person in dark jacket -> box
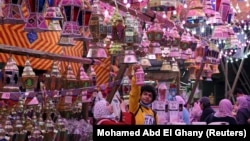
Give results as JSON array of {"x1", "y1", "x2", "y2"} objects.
[
  {"x1": 236, "y1": 96, "x2": 250, "y2": 124},
  {"x1": 199, "y1": 96, "x2": 215, "y2": 123}
]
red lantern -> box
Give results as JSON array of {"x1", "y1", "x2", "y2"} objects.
[
  {"x1": 24, "y1": 0, "x2": 48, "y2": 32},
  {"x1": 60, "y1": 0, "x2": 82, "y2": 37},
  {"x1": 2, "y1": 0, "x2": 26, "y2": 24}
]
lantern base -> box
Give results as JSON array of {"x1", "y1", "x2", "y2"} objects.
[
  {"x1": 2, "y1": 4, "x2": 26, "y2": 24},
  {"x1": 45, "y1": 7, "x2": 63, "y2": 20},
  {"x1": 48, "y1": 20, "x2": 62, "y2": 31},
  {"x1": 87, "y1": 42, "x2": 107, "y2": 59},
  {"x1": 61, "y1": 21, "x2": 81, "y2": 37},
  {"x1": 24, "y1": 13, "x2": 48, "y2": 32}
]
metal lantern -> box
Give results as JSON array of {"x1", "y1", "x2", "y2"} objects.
[
  {"x1": 135, "y1": 66, "x2": 144, "y2": 86},
  {"x1": 77, "y1": 65, "x2": 90, "y2": 88},
  {"x1": 45, "y1": 0, "x2": 63, "y2": 20},
  {"x1": 110, "y1": 7, "x2": 125, "y2": 43},
  {"x1": 21, "y1": 59, "x2": 38, "y2": 92},
  {"x1": 60, "y1": 0, "x2": 82, "y2": 37},
  {"x1": 146, "y1": 21, "x2": 163, "y2": 42},
  {"x1": 44, "y1": 61, "x2": 62, "y2": 91},
  {"x1": 2, "y1": 0, "x2": 26, "y2": 24},
  {"x1": 74, "y1": 2, "x2": 92, "y2": 41},
  {"x1": 3, "y1": 56, "x2": 20, "y2": 92},
  {"x1": 124, "y1": 12, "x2": 134, "y2": 44},
  {"x1": 89, "y1": 0, "x2": 107, "y2": 42},
  {"x1": 123, "y1": 49, "x2": 138, "y2": 64},
  {"x1": 24, "y1": 0, "x2": 48, "y2": 32},
  {"x1": 87, "y1": 41, "x2": 107, "y2": 59}
]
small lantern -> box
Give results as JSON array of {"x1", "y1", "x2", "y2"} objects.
[
  {"x1": 62, "y1": 63, "x2": 77, "y2": 89},
  {"x1": 21, "y1": 58, "x2": 38, "y2": 92},
  {"x1": 121, "y1": 75, "x2": 131, "y2": 100},
  {"x1": 146, "y1": 21, "x2": 163, "y2": 42},
  {"x1": 3, "y1": 56, "x2": 20, "y2": 92},
  {"x1": 74, "y1": 1, "x2": 92, "y2": 41},
  {"x1": 77, "y1": 65, "x2": 90, "y2": 88},
  {"x1": 44, "y1": 61, "x2": 62, "y2": 91},
  {"x1": 2, "y1": 0, "x2": 26, "y2": 24},
  {"x1": 60, "y1": 0, "x2": 82, "y2": 37},
  {"x1": 135, "y1": 66, "x2": 144, "y2": 86},
  {"x1": 89, "y1": 0, "x2": 107, "y2": 42},
  {"x1": 24, "y1": 0, "x2": 48, "y2": 32},
  {"x1": 110, "y1": 6, "x2": 125, "y2": 43}
]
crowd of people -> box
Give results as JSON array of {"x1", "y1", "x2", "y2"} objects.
[{"x1": 90, "y1": 64, "x2": 250, "y2": 125}]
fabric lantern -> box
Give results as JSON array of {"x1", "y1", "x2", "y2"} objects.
[
  {"x1": 2, "y1": 0, "x2": 26, "y2": 24},
  {"x1": 60, "y1": 0, "x2": 82, "y2": 37},
  {"x1": 135, "y1": 66, "x2": 144, "y2": 86},
  {"x1": 74, "y1": 1, "x2": 92, "y2": 41},
  {"x1": 24, "y1": 0, "x2": 48, "y2": 32}
]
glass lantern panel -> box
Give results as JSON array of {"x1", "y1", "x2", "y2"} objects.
[
  {"x1": 38, "y1": 0, "x2": 46, "y2": 12},
  {"x1": 28, "y1": 0, "x2": 36, "y2": 12},
  {"x1": 84, "y1": 11, "x2": 92, "y2": 26},
  {"x1": 73, "y1": 6, "x2": 80, "y2": 21},
  {"x1": 78, "y1": 11, "x2": 83, "y2": 26},
  {"x1": 64, "y1": 6, "x2": 71, "y2": 21}
]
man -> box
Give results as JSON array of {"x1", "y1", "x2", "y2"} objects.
[{"x1": 129, "y1": 64, "x2": 158, "y2": 125}]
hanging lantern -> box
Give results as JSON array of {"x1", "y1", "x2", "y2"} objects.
[
  {"x1": 122, "y1": 44, "x2": 138, "y2": 64},
  {"x1": 146, "y1": 21, "x2": 163, "y2": 42},
  {"x1": 62, "y1": 63, "x2": 77, "y2": 89},
  {"x1": 60, "y1": 0, "x2": 82, "y2": 37},
  {"x1": 135, "y1": 66, "x2": 144, "y2": 86},
  {"x1": 21, "y1": 58, "x2": 38, "y2": 92},
  {"x1": 160, "y1": 60, "x2": 172, "y2": 71},
  {"x1": 110, "y1": 5, "x2": 125, "y2": 43},
  {"x1": 89, "y1": 0, "x2": 107, "y2": 42},
  {"x1": 87, "y1": 41, "x2": 107, "y2": 59},
  {"x1": 74, "y1": 1, "x2": 92, "y2": 41},
  {"x1": 218, "y1": 0, "x2": 230, "y2": 22},
  {"x1": 124, "y1": 12, "x2": 135, "y2": 44},
  {"x1": 24, "y1": 0, "x2": 48, "y2": 32},
  {"x1": 57, "y1": 36, "x2": 75, "y2": 46},
  {"x1": 2, "y1": 0, "x2": 26, "y2": 24},
  {"x1": 185, "y1": 0, "x2": 206, "y2": 27},
  {"x1": 77, "y1": 65, "x2": 90, "y2": 88},
  {"x1": 44, "y1": 61, "x2": 62, "y2": 91},
  {"x1": 3, "y1": 56, "x2": 20, "y2": 92},
  {"x1": 207, "y1": 11, "x2": 223, "y2": 26}
]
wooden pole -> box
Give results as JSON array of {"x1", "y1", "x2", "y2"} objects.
[
  {"x1": 220, "y1": 59, "x2": 232, "y2": 96},
  {"x1": 0, "y1": 44, "x2": 101, "y2": 65},
  {"x1": 225, "y1": 59, "x2": 229, "y2": 98}
]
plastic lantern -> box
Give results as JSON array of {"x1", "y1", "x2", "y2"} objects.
[
  {"x1": 135, "y1": 66, "x2": 144, "y2": 86},
  {"x1": 2, "y1": 0, "x2": 26, "y2": 24},
  {"x1": 24, "y1": 0, "x2": 48, "y2": 32},
  {"x1": 60, "y1": 0, "x2": 82, "y2": 37}
]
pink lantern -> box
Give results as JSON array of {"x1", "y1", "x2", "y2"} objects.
[
  {"x1": 45, "y1": 0, "x2": 63, "y2": 20},
  {"x1": 24, "y1": 0, "x2": 48, "y2": 32},
  {"x1": 60, "y1": 0, "x2": 82, "y2": 37},
  {"x1": 218, "y1": 0, "x2": 230, "y2": 22},
  {"x1": 135, "y1": 66, "x2": 144, "y2": 86},
  {"x1": 2, "y1": 0, "x2": 26, "y2": 24}
]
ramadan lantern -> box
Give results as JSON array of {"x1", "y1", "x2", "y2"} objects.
[
  {"x1": 2, "y1": 0, "x2": 26, "y2": 24},
  {"x1": 60, "y1": 0, "x2": 82, "y2": 37},
  {"x1": 24, "y1": 0, "x2": 48, "y2": 32}
]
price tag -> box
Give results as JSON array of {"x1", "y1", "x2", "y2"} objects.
[
  {"x1": 1, "y1": 93, "x2": 10, "y2": 99},
  {"x1": 65, "y1": 96, "x2": 72, "y2": 104}
]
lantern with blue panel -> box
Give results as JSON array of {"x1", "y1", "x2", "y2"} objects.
[
  {"x1": 24, "y1": 0, "x2": 48, "y2": 32},
  {"x1": 2, "y1": 0, "x2": 26, "y2": 24},
  {"x1": 74, "y1": 1, "x2": 92, "y2": 41},
  {"x1": 45, "y1": 0, "x2": 63, "y2": 31},
  {"x1": 60, "y1": 0, "x2": 82, "y2": 37}
]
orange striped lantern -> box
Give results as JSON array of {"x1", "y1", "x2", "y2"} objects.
[{"x1": 24, "y1": 0, "x2": 48, "y2": 32}]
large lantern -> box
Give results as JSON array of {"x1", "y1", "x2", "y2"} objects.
[
  {"x1": 2, "y1": 0, "x2": 26, "y2": 24},
  {"x1": 60, "y1": 0, "x2": 82, "y2": 37},
  {"x1": 24, "y1": 0, "x2": 48, "y2": 32}
]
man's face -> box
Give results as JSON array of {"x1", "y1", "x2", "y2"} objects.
[{"x1": 140, "y1": 91, "x2": 153, "y2": 105}]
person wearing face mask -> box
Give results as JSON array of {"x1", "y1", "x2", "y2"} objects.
[
  {"x1": 93, "y1": 98, "x2": 134, "y2": 125},
  {"x1": 129, "y1": 65, "x2": 158, "y2": 125}
]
